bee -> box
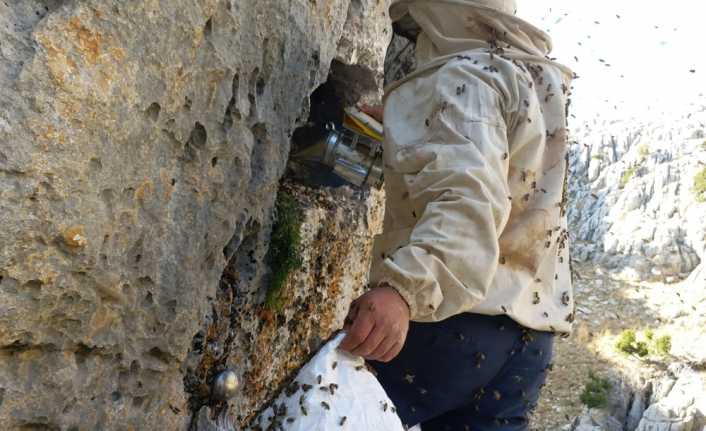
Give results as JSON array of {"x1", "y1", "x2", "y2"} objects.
[
  {"x1": 317, "y1": 375, "x2": 322, "y2": 384},
  {"x1": 521, "y1": 170, "x2": 527, "y2": 182},
  {"x1": 545, "y1": 93, "x2": 555, "y2": 102},
  {"x1": 501, "y1": 305, "x2": 508, "y2": 313},
  {"x1": 332, "y1": 361, "x2": 338, "y2": 370},
  {"x1": 502, "y1": 152, "x2": 509, "y2": 160},
  {"x1": 321, "y1": 401, "x2": 330, "y2": 410},
  {"x1": 499, "y1": 256, "x2": 506, "y2": 264},
  {"x1": 339, "y1": 416, "x2": 347, "y2": 426},
  {"x1": 523, "y1": 99, "x2": 530, "y2": 108},
  {"x1": 531, "y1": 181, "x2": 537, "y2": 189},
  {"x1": 535, "y1": 278, "x2": 542, "y2": 283},
  {"x1": 425, "y1": 118, "x2": 430, "y2": 127},
  {"x1": 527, "y1": 117, "x2": 533, "y2": 123},
  {"x1": 382, "y1": 401, "x2": 389, "y2": 411},
  {"x1": 561, "y1": 291, "x2": 570, "y2": 306},
  {"x1": 287, "y1": 417, "x2": 295, "y2": 423},
  {"x1": 543, "y1": 312, "x2": 549, "y2": 318},
  {"x1": 532, "y1": 292, "x2": 541, "y2": 305},
  {"x1": 302, "y1": 384, "x2": 312, "y2": 392},
  {"x1": 301, "y1": 406, "x2": 308, "y2": 416},
  {"x1": 546, "y1": 83, "x2": 552, "y2": 92},
  {"x1": 545, "y1": 241, "x2": 551, "y2": 248},
  {"x1": 523, "y1": 193, "x2": 530, "y2": 202}
]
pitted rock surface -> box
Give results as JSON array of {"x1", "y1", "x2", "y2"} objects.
[{"x1": 0, "y1": 1, "x2": 390, "y2": 429}]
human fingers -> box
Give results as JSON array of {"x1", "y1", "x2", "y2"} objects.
[
  {"x1": 339, "y1": 306, "x2": 375, "y2": 352},
  {"x1": 367, "y1": 334, "x2": 397, "y2": 362},
  {"x1": 379, "y1": 340, "x2": 404, "y2": 363},
  {"x1": 351, "y1": 322, "x2": 387, "y2": 358}
]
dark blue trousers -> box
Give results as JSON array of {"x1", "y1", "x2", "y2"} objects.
[{"x1": 369, "y1": 313, "x2": 554, "y2": 431}]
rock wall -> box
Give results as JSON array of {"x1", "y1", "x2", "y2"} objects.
[
  {"x1": 568, "y1": 106, "x2": 706, "y2": 281},
  {"x1": 0, "y1": 1, "x2": 390, "y2": 429}
]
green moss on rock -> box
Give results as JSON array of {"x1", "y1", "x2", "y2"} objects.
[{"x1": 264, "y1": 191, "x2": 304, "y2": 311}]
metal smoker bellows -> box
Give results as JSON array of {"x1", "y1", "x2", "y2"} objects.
[
  {"x1": 322, "y1": 122, "x2": 384, "y2": 188},
  {"x1": 292, "y1": 106, "x2": 384, "y2": 189}
]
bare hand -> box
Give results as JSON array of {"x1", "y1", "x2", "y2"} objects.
[
  {"x1": 358, "y1": 104, "x2": 384, "y2": 123},
  {"x1": 340, "y1": 285, "x2": 410, "y2": 362}
]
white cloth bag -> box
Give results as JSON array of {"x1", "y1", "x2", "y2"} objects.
[{"x1": 249, "y1": 333, "x2": 405, "y2": 430}]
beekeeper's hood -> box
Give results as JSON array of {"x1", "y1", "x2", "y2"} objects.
[{"x1": 390, "y1": 0, "x2": 553, "y2": 63}]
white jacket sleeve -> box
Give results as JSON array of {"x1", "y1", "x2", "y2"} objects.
[{"x1": 376, "y1": 61, "x2": 513, "y2": 321}]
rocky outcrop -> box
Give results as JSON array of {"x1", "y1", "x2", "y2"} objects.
[
  {"x1": 0, "y1": 1, "x2": 390, "y2": 429},
  {"x1": 568, "y1": 106, "x2": 706, "y2": 281},
  {"x1": 557, "y1": 364, "x2": 706, "y2": 431}
]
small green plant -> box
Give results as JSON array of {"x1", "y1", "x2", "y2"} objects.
[
  {"x1": 620, "y1": 164, "x2": 639, "y2": 189},
  {"x1": 264, "y1": 191, "x2": 304, "y2": 311},
  {"x1": 615, "y1": 329, "x2": 649, "y2": 357},
  {"x1": 693, "y1": 167, "x2": 706, "y2": 203},
  {"x1": 580, "y1": 372, "x2": 611, "y2": 409},
  {"x1": 653, "y1": 335, "x2": 672, "y2": 356},
  {"x1": 638, "y1": 144, "x2": 650, "y2": 158},
  {"x1": 616, "y1": 328, "x2": 672, "y2": 358}
]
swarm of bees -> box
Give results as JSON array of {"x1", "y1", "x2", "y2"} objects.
[{"x1": 248, "y1": 357, "x2": 399, "y2": 430}]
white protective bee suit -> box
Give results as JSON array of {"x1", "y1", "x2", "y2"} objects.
[{"x1": 369, "y1": 0, "x2": 576, "y2": 334}]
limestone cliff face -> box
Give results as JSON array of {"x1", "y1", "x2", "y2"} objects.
[
  {"x1": 568, "y1": 105, "x2": 706, "y2": 282},
  {"x1": 0, "y1": 1, "x2": 390, "y2": 429}
]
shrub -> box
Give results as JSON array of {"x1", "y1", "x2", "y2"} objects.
[
  {"x1": 616, "y1": 329, "x2": 649, "y2": 357},
  {"x1": 616, "y1": 329, "x2": 673, "y2": 358},
  {"x1": 653, "y1": 335, "x2": 672, "y2": 356},
  {"x1": 638, "y1": 145, "x2": 650, "y2": 158},
  {"x1": 580, "y1": 372, "x2": 611, "y2": 409},
  {"x1": 264, "y1": 192, "x2": 304, "y2": 311},
  {"x1": 620, "y1": 165, "x2": 638, "y2": 189},
  {"x1": 693, "y1": 167, "x2": 706, "y2": 203}
]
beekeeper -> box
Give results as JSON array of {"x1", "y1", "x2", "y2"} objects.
[{"x1": 339, "y1": 0, "x2": 576, "y2": 429}]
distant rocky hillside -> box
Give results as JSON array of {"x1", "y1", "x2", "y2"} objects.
[{"x1": 568, "y1": 105, "x2": 706, "y2": 282}]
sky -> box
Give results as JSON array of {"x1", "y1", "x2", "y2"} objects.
[{"x1": 519, "y1": 0, "x2": 706, "y2": 122}]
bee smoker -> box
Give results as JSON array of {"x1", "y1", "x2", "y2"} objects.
[{"x1": 291, "y1": 107, "x2": 384, "y2": 189}]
